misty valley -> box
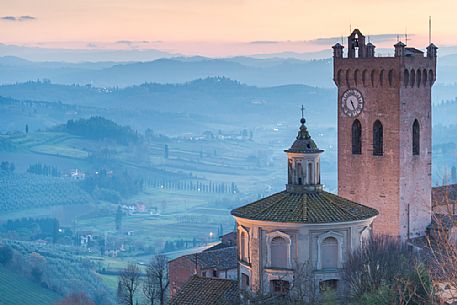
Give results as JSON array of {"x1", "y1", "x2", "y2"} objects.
[{"x1": 0, "y1": 56, "x2": 457, "y2": 305}]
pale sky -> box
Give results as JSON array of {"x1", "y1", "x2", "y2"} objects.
[{"x1": 0, "y1": 0, "x2": 455, "y2": 56}]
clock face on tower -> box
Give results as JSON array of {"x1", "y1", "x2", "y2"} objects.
[{"x1": 341, "y1": 89, "x2": 364, "y2": 117}]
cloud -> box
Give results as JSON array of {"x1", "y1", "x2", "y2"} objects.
[
  {"x1": 1, "y1": 15, "x2": 36, "y2": 22},
  {"x1": 19, "y1": 16, "x2": 36, "y2": 21},
  {"x1": 1, "y1": 16, "x2": 16, "y2": 21},
  {"x1": 116, "y1": 40, "x2": 150, "y2": 46},
  {"x1": 249, "y1": 40, "x2": 281, "y2": 44}
]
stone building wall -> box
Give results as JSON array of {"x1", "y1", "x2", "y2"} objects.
[{"x1": 235, "y1": 217, "x2": 375, "y2": 298}]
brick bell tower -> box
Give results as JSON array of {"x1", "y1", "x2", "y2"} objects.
[{"x1": 333, "y1": 29, "x2": 437, "y2": 239}]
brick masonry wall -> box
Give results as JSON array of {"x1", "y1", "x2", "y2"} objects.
[
  {"x1": 334, "y1": 55, "x2": 435, "y2": 239},
  {"x1": 169, "y1": 256, "x2": 196, "y2": 298},
  {"x1": 399, "y1": 56, "x2": 435, "y2": 238}
]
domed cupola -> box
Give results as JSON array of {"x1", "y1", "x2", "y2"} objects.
[{"x1": 285, "y1": 109, "x2": 324, "y2": 193}]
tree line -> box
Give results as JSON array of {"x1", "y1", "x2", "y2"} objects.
[
  {"x1": 0, "y1": 161, "x2": 15, "y2": 173},
  {"x1": 55, "y1": 116, "x2": 140, "y2": 145},
  {"x1": 81, "y1": 169, "x2": 144, "y2": 203},
  {"x1": 27, "y1": 163, "x2": 60, "y2": 177},
  {"x1": 3, "y1": 217, "x2": 60, "y2": 242},
  {"x1": 146, "y1": 178, "x2": 239, "y2": 194}
]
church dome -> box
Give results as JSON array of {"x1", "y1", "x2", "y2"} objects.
[
  {"x1": 231, "y1": 108, "x2": 378, "y2": 224},
  {"x1": 231, "y1": 190, "x2": 378, "y2": 224},
  {"x1": 284, "y1": 117, "x2": 323, "y2": 153}
]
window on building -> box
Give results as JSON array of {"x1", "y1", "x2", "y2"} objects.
[
  {"x1": 241, "y1": 273, "x2": 250, "y2": 289},
  {"x1": 428, "y1": 69, "x2": 434, "y2": 86},
  {"x1": 321, "y1": 237, "x2": 338, "y2": 269},
  {"x1": 240, "y1": 231, "x2": 248, "y2": 262},
  {"x1": 297, "y1": 162, "x2": 303, "y2": 185},
  {"x1": 352, "y1": 119, "x2": 362, "y2": 154},
  {"x1": 410, "y1": 69, "x2": 416, "y2": 87},
  {"x1": 288, "y1": 158, "x2": 293, "y2": 183},
  {"x1": 404, "y1": 69, "x2": 410, "y2": 87},
  {"x1": 212, "y1": 270, "x2": 217, "y2": 278},
  {"x1": 270, "y1": 236, "x2": 288, "y2": 269},
  {"x1": 373, "y1": 120, "x2": 383, "y2": 156},
  {"x1": 307, "y1": 163, "x2": 313, "y2": 184},
  {"x1": 388, "y1": 69, "x2": 394, "y2": 87},
  {"x1": 202, "y1": 271, "x2": 207, "y2": 277},
  {"x1": 413, "y1": 119, "x2": 420, "y2": 156},
  {"x1": 271, "y1": 280, "x2": 290, "y2": 295},
  {"x1": 319, "y1": 279, "x2": 338, "y2": 293}
]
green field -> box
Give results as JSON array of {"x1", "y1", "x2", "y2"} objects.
[
  {"x1": 0, "y1": 129, "x2": 278, "y2": 298},
  {"x1": 30, "y1": 144, "x2": 89, "y2": 159},
  {"x1": 0, "y1": 266, "x2": 61, "y2": 305},
  {"x1": 0, "y1": 173, "x2": 93, "y2": 211}
]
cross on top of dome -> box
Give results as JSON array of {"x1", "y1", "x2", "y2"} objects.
[{"x1": 285, "y1": 106, "x2": 323, "y2": 154}]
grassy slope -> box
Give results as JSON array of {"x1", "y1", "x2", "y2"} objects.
[{"x1": 0, "y1": 266, "x2": 61, "y2": 305}]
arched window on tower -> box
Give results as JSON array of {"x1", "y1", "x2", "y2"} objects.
[
  {"x1": 352, "y1": 119, "x2": 362, "y2": 155},
  {"x1": 270, "y1": 236, "x2": 289, "y2": 269},
  {"x1": 413, "y1": 119, "x2": 420, "y2": 156},
  {"x1": 428, "y1": 70, "x2": 434, "y2": 86},
  {"x1": 388, "y1": 69, "x2": 394, "y2": 87},
  {"x1": 404, "y1": 69, "x2": 410, "y2": 87},
  {"x1": 373, "y1": 120, "x2": 383, "y2": 156}
]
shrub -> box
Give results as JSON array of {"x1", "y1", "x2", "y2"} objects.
[{"x1": 0, "y1": 245, "x2": 13, "y2": 265}]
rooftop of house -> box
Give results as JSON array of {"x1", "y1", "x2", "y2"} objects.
[
  {"x1": 432, "y1": 184, "x2": 457, "y2": 206},
  {"x1": 170, "y1": 246, "x2": 237, "y2": 271},
  {"x1": 203, "y1": 232, "x2": 236, "y2": 252},
  {"x1": 203, "y1": 242, "x2": 231, "y2": 252},
  {"x1": 170, "y1": 276, "x2": 239, "y2": 305},
  {"x1": 231, "y1": 190, "x2": 378, "y2": 224},
  {"x1": 405, "y1": 47, "x2": 424, "y2": 55}
]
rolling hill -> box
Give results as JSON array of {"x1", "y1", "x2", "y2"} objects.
[
  {"x1": 0, "y1": 265, "x2": 61, "y2": 305},
  {"x1": 0, "y1": 56, "x2": 333, "y2": 87},
  {"x1": 0, "y1": 78, "x2": 336, "y2": 134}
]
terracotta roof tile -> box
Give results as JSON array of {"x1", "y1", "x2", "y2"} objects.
[
  {"x1": 170, "y1": 276, "x2": 239, "y2": 305},
  {"x1": 231, "y1": 190, "x2": 378, "y2": 223},
  {"x1": 190, "y1": 247, "x2": 237, "y2": 270}
]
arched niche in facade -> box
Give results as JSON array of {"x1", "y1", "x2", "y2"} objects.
[
  {"x1": 238, "y1": 225, "x2": 250, "y2": 263},
  {"x1": 316, "y1": 231, "x2": 344, "y2": 270},
  {"x1": 266, "y1": 231, "x2": 292, "y2": 269}
]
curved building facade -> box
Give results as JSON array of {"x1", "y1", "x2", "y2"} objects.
[{"x1": 231, "y1": 115, "x2": 378, "y2": 301}]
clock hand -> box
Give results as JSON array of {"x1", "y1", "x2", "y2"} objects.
[{"x1": 350, "y1": 100, "x2": 355, "y2": 110}]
